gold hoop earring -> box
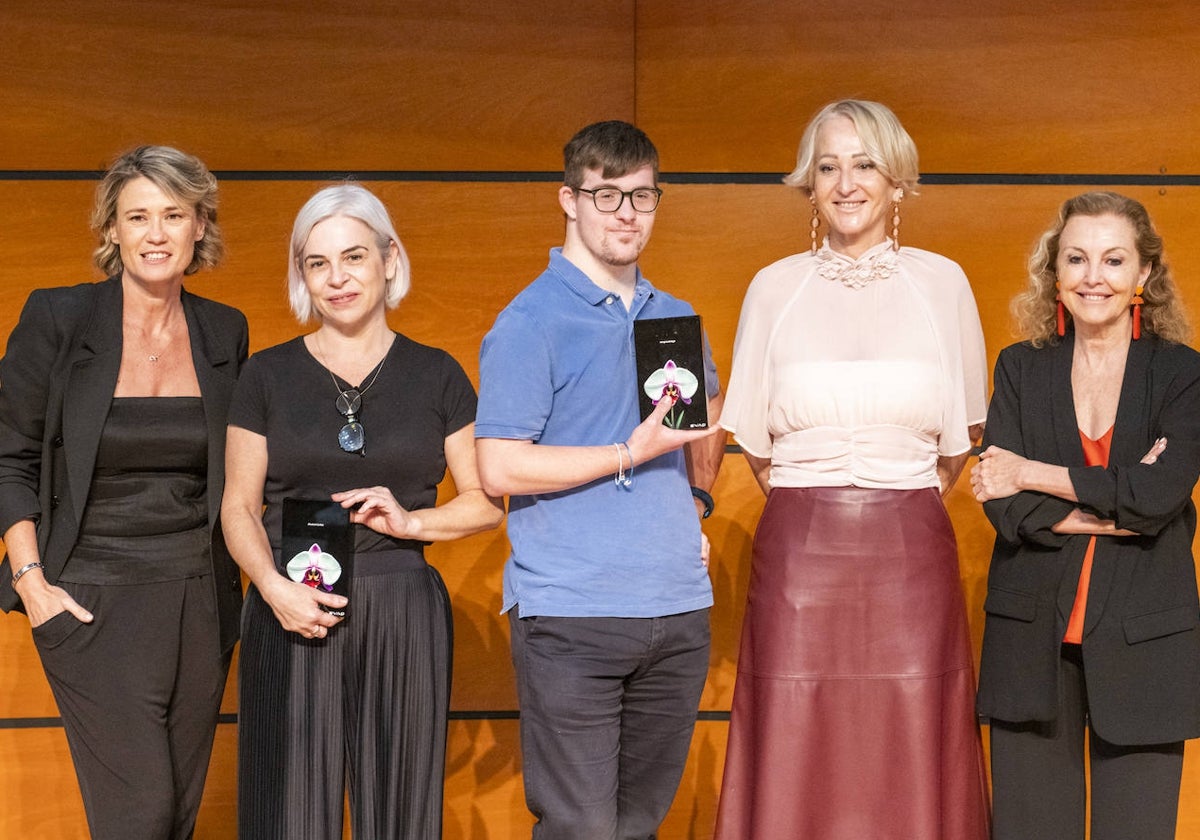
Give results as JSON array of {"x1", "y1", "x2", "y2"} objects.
[{"x1": 810, "y1": 199, "x2": 820, "y2": 255}]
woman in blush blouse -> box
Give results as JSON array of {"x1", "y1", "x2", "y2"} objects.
[{"x1": 714, "y1": 99, "x2": 990, "y2": 839}]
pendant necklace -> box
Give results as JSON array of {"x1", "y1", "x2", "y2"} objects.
[
  {"x1": 132, "y1": 320, "x2": 176, "y2": 363},
  {"x1": 313, "y1": 332, "x2": 391, "y2": 456}
]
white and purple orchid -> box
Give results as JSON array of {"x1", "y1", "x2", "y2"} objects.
[
  {"x1": 643, "y1": 360, "x2": 699, "y2": 428},
  {"x1": 286, "y1": 543, "x2": 343, "y2": 592}
]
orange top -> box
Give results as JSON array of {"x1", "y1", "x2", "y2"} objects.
[{"x1": 1063, "y1": 425, "x2": 1114, "y2": 644}]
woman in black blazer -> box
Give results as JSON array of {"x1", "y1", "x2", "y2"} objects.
[
  {"x1": 0, "y1": 145, "x2": 247, "y2": 840},
  {"x1": 971, "y1": 191, "x2": 1200, "y2": 840}
]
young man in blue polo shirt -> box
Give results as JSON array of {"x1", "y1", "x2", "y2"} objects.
[{"x1": 476, "y1": 120, "x2": 725, "y2": 840}]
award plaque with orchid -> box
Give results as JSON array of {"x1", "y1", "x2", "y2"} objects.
[
  {"x1": 281, "y1": 498, "x2": 355, "y2": 617},
  {"x1": 634, "y1": 315, "x2": 709, "y2": 429}
]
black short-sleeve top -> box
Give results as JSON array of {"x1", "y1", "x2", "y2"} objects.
[{"x1": 227, "y1": 334, "x2": 477, "y2": 558}]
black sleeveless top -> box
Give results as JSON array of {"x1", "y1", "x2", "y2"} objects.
[{"x1": 61, "y1": 397, "x2": 211, "y2": 584}]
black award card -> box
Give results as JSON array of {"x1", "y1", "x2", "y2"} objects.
[
  {"x1": 281, "y1": 498, "x2": 354, "y2": 616},
  {"x1": 633, "y1": 315, "x2": 709, "y2": 429}
]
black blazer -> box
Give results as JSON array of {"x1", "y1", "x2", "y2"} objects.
[
  {"x1": 0, "y1": 276, "x2": 248, "y2": 653},
  {"x1": 976, "y1": 333, "x2": 1200, "y2": 745}
]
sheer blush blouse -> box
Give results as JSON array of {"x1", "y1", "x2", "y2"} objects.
[{"x1": 721, "y1": 241, "x2": 988, "y2": 490}]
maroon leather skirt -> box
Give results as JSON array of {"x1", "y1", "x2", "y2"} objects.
[{"x1": 714, "y1": 487, "x2": 990, "y2": 840}]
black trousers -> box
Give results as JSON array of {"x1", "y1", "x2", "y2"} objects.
[
  {"x1": 237, "y1": 565, "x2": 452, "y2": 840},
  {"x1": 33, "y1": 576, "x2": 228, "y2": 840},
  {"x1": 509, "y1": 609, "x2": 711, "y2": 840},
  {"x1": 990, "y1": 643, "x2": 1184, "y2": 840}
]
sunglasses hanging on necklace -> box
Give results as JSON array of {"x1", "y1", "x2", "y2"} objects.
[
  {"x1": 313, "y1": 333, "x2": 389, "y2": 457},
  {"x1": 334, "y1": 387, "x2": 366, "y2": 454}
]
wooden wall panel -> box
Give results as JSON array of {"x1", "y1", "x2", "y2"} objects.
[
  {"x1": 0, "y1": 728, "x2": 91, "y2": 839},
  {"x1": 636, "y1": 0, "x2": 1200, "y2": 174},
  {"x1": 4, "y1": 0, "x2": 1200, "y2": 835},
  {"x1": 445, "y1": 719, "x2": 736, "y2": 840},
  {"x1": 650, "y1": 182, "x2": 1200, "y2": 681},
  {"x1": 6, "y1": 179, "x2": 1200, "y2": 835},
  {"x1": 444, "y1": 719, "x2": 527, "y2": 838},
  {"x1": 2, "y1": 723, "x2": 1199, "y2": 838},
  {"x1": 0, "y1": 0, "x2": 635, "y2": 171}
]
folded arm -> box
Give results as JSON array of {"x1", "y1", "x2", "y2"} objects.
[{"x1": 974, "y1": 438, "x2": 1169, "y2": 536}]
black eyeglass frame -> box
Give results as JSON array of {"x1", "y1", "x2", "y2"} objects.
[{"x1": 573, "y1": 186, "x2": 663, "y2": 214}]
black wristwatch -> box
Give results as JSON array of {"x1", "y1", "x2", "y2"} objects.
[{"x1": 690, "y1": 486, "x2": 714, "y2": 519}]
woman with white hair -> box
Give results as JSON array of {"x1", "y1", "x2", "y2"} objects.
[{"x1": 222, "y1": 183, "x2": 502, "y2": 838}]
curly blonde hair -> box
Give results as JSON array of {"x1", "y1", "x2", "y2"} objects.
[{"x1": 1013, "y1": 191, "x2": 1190, "y2": 347}]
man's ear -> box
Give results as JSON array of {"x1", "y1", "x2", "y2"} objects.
[{"x1": 558, "y1": 185, "x2": 578, "y2": 221}]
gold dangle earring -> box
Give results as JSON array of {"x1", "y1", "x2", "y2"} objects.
[
  {"x1": 890, "y1": 189, "x2": 903, "y2": 252},
  {"x1": 809, "y1": 196, "x2": 820, "y2": 255}
]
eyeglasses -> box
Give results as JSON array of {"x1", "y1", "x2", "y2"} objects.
[
  {"x1": 334, "y1": 389, "x2": 366, "y2": 456},
  {"x1": 574, "y1": 187, "x2": 662, "y2": 214}
]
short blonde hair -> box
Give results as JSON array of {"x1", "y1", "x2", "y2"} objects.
[
  {"x1": 287, "y1": 184, "x2": 411, "y2": 324},
  {"x1": 1013, "y1": 191, "x2": 1190, "y2": 346},
  {"x1": 90, "y1": 145, "x2": 222, "y2": 277},
  {"x1": 784, "y1": 99, "x2": 919, "y2": 197}
]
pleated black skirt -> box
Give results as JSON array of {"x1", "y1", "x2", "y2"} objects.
[{"x1": 237, "y1": 561, "x2": 452, "y2": 839}]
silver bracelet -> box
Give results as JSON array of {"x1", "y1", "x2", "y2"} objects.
[
  {"x1": 613, "y1": 442, "x2": 627, "y2": 488},
  {"x1": 618, "y1": 441, "x2": 633, "y2": 490},
  {"x1": 11, "y1": 561, "x2": 44, "y2": 585}
]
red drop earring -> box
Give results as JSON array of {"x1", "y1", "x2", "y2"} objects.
[
  {"x1": 1132, "y1": 284, "x2": 1145, "y2": 340},
  {"x1": 1055, "y1": 283, "x2": 1066, "y2": 337}
]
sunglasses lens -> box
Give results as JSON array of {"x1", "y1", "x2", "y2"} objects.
[{"x1": 338, "y1": 421, "x2": 364, "y2": 453}]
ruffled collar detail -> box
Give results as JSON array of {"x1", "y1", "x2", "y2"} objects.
[{"x1": 816, "y1": 239, "x2": 898, "y2": 289}]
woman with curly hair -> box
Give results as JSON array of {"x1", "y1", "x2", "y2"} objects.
[{"x1": 972, "y1": 191, "x2": 1200, "y2": 840}]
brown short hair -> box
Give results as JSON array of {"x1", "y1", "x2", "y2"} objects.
[{"x1": 563, "y1": 121, "x2": 659, "y2": 190}]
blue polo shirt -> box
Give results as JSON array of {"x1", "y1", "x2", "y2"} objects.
[{"x1": 477, "y1": 248, "x2": 717, "y2": 618}]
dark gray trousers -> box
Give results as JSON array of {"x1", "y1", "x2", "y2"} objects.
[
  {"x1": 33, "y1": 576, "x2": 228, "y2": 840},
  {"x1": 990, "y1": 643, "x2": 1184, "y2": 840},
  {"x1": 509, "y1": 609, "x2": 711, "y2": 840}
]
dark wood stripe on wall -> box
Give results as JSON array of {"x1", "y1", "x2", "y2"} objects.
[{"x1": 2, "y1": 170, "x2": 1198, "y2": 186}]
